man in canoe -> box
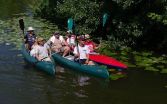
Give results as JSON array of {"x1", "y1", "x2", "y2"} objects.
[
  {"x1": 24, "y1": 27, "x2": 36, "y2": 50},
  {"x1": 48, "y1": 32, "x2": 70, "y2": 57},
  {"x1": 35, "y1": 37, "x2": 51, "y2": 61},
  {"x1": 73, "y1": 37, "x2": 94, "y2": 65}
]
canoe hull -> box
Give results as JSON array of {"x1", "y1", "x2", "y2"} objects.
[
  {"x1": 21, "y1": 45, "x2": 55, "y2": 75},
  {"x1": 52, "y1": 53, "x2": 109, "y2": 79},
  {"x1": 89, "y1": 54, "x2": 128, "y2": 69}
]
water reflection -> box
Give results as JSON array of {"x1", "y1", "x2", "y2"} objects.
[{"x1": 76, "y1": 76, "x2": 90, "y2": 87}]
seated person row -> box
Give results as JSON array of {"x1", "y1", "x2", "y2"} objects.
[
  {"x1": 63, "y1": 32, "x2": 98, "y2": 65},
  {"x1": 30, "y1": 36, "x2": 94, "y2": 65},
  {"x1": 63, "y1": 31, "x2": 99, "y2": 54}
]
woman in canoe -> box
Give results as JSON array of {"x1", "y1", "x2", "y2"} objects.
[{"x1": 34, "y1": 37, "x2": 51, "y2": 62}]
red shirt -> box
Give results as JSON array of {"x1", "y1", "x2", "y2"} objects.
[{"x1": 85, "y1": 41, "x2": 95, "y2": 52}]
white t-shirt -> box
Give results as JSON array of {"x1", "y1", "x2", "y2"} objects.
[
  {"x1": 49, "y1": 35, "x2": 65, "y2": 43},
  {"x1": 36, "y1": 44, "x2": 50, "y2": 58},
  {"x1": 30, "y1": 46, "x2": 37, "y2": 57},
  {"x1": 66, "y1": 36, "x2": 75, "y2": 45},
  {"x1": 30, "y1": 45, "x2": 38, "y2": 57},
  {"x1": 73, "y1": 45, "x2": 90, "y2": 59}
]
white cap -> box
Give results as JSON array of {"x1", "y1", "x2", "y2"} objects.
[{"x1": 27, "y1": 27, "x2": 34, "y2": 31}]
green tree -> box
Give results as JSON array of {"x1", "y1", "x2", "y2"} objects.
[
  {"x1": 57, "y1": 0, "x2": 100, "y2": 34},
  {"x1": 102, "y1": 0, "x2": 167, "y2": 52},
  {"x1": 35, "y1": 0, "x2": 100, "y2": 34},
  {"x1": 35, "y1": 0, "x2": 167, "y2": 52}
]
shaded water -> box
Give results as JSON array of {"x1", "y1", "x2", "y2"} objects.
[
  {"x1": 0, "y1": 0, "x2": 35, "y2": 19},
  {"x1": 0, "y1": 0, "x2": 167, "y2": 104},
  {"x1": 1, "y1": 43, "x2": 167, "y2": 104}
]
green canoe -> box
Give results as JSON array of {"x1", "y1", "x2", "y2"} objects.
[
  {"x1": 52, "y1": 53, "x2": 109, "y2": 79},
  {"x1": 21, "y1": 45, "x2": 56, "y2": 75}
]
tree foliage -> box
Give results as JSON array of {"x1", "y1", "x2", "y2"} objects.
[
  {"x1": 57, "y1": 0, "x2": 100, "y2": 34},
  {"x1": 35, "y1": 0, "x2": 167, "y2": 52},
  {"x1": 35, "y1": 0, "x2": 100, "y2": 34},
  {"x1": 101, "y1": 0, "x2": 167, "y2": 52}
]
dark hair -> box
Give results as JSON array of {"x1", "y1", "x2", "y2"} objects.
[
  {"x1": 79, "y1": 37, "x2": 86, "y2": 41},
  {"x1": 54, "y1": 32, "x2": 60, "y2": 36}
]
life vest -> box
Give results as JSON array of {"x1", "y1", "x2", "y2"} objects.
[{"x1": 25, "y1": 33, "x2": 36, "y2": 48}]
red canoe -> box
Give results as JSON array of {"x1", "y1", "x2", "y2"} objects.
[{"x1": 89, "y1": 54, "x2": 128, "y2": 69}]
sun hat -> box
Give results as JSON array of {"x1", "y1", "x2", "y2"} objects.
[
  {"x1": 27, "y1": 27, "x2": 35, "y2": 31},
  {"x1": 37, "y1": 37, "x2": 44, "y2": 42}
]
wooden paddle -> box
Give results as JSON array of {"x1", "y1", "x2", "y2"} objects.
[{"x1": 19, "y1": 19, "x2": 25, "y2": 35}]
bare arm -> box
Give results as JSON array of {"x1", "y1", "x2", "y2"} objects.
[{"x1": 85, "y1": 54, "x2": 89, "y2": 64}]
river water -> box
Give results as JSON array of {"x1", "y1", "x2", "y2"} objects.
[{"x1": 0, "y1": 0, "x2": 167, "y2": 104}]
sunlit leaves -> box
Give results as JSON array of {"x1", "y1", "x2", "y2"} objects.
[
  {"x1": 148, "y1": 13, "x2": 163, "y2": 23},
  {"x1": 147, "y1": 0, "x2": 167, "y2": 25}
]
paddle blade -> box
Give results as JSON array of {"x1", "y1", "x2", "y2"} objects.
[
  {"x1": 19, "y1": 19, "x2": 25, "y2": 31},
  {"x1": 102, "y1": 13, "x2": 109, "y2": 27},
  {"x1": 67, "y1": 18, "x2": 73, "y2": 31}
]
